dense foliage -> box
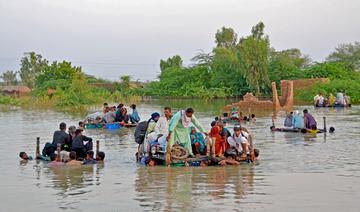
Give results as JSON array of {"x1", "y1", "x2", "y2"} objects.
[
  {"x1": 1, "y1": 22, "x2": 359, "y2": 106},
  {"x1": 143, "y1": 23, "x2": 360, "y2": 102}
]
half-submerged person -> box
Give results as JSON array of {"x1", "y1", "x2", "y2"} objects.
[
  {"x1": 19, "y1": 152, "x2": 33, "y2": 161},
  {"x1": 96, "y1": 151, "x2": 105, "y2": 162},
  {"x1": 49, "y1": 153, "x2": 64, "y2": 167},
  {"x1": 78, "y1": 121, "x2": 85, "y2": 130},
  {"x1": 66, "y1": 151, "x2": 82, "y2": 166},
  {"x1": 303, "y1": 109, "x2": 317, "y2": 130},
  {"x1": 167, "y1": 108, "x2": 206, "y2": 157},
  {"x1": 70, "y1": 129, "x2": 93, "y2": 159},
  {"x1": 130, "y1": 104, "x2": 141, "y2": 124},
  {"x1": 190, "y1": 127, "x2": 206, "y2": 156},
  {"x1": 83, "y1": 150, "x2": 97, "y2": 165}
]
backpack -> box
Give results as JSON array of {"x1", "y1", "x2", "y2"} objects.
[
  {"x1": 42, "y1": 142, "x2": 56, "y2": 157},
  {"x1": 134, "y1": 121, "x2": 149, "y2": 144}
]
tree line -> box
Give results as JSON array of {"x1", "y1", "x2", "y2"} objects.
[
  {"x1": 1, "y1": 22, "x2": 360, "y2": 104},
  {"x1": 144, "y1": 22, "x2": 360, "y2": 102}
]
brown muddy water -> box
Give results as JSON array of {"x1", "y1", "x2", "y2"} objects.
[{"x1": 0, "y1": 99, "x2": 359, "y2": 212}]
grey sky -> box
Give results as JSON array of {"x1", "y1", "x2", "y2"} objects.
[{"x1": 1, "y1": 0, "x2": 359, "y2": 81}]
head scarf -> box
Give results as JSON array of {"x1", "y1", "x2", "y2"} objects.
[{"x1": 181, "y1": 110, "x2": 192, "y2": 128}]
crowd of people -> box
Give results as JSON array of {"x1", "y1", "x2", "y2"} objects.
[
  {"x1": 314, "y1": 92, "x2": 351, "y2": 107},
  {"x1": 19, "y1": 122, "x2": 105, "y2": 166},
  {"x1": 18, "y1": 98, "x2": 261, "y2": 167},
  {"x1": 228, "y1": 108, "x2": 257, "y2": 123},
  {"x1": 136, "y1": 107, "x2": 259, "y2": 167},
  {"x1": 86, "y1": 103, "x2": 141, "y2": 126}
]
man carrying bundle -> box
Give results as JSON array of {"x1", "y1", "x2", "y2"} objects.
[{"x1": 166, "y1": 108, "x2": 206, "y2": 160}]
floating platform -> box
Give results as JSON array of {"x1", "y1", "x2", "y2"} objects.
[{"x1": 85, "y1": 123, "x2": 137, "y2": 129}]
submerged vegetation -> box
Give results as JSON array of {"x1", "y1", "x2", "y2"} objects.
[{"x1": 1, "y1": 23, "x2": 360, "y2": 106}]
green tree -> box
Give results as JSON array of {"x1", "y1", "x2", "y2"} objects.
[
  {"x1": 237, "y1": 22, "x2": 271, "y2": 96},
  {"x1": 268, "y1": 48, "x2": 310, "y2": 84},
  {"x1": 35, "y1": 61, "x2": 82, "y2": 89},
  {"x1": 0, "y1": 70, "x2": 18, "y2": 85},
  {"x1": 210, "y1": 47, "x2": 249, "y2": 96},
  {"x1": 120, "y1": 75, "x2": 131, "y2": 90},
  {"x1": 19, "y1": 52, "x2": 48, "y2": 88},
  {"x1": 326, "y1": 41, "x2": 360, "y2": 71},
  {"x1": 160, "y1": 55, "x2": 183, "y2": 72},
  {"x1": 191, "y1": 50, "x2": 213, "y2": 69},
  {"x1": 304, "y1": 62, "x2": 353, "y2": 80},
  {"x1": 215, "y1": 27, "x2": 237, "y2": 49},
  {"x1": 251, "y1": 22, "x2": 266, "y2": 40}
]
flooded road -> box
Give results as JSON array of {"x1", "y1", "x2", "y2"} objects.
[{"x1": 0, "y1": 100, "x2": 359, "y2": 211}]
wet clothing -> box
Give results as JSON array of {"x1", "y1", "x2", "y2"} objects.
[
  {"x1": 304, "y1": 113, "x2": 317, "y2": 129},
  {"x1": 155, "y1": 116, "x2": 171, "y2": 135},
  {"x1": 336, "y1": 92, "x2": 345, "y2": 105},
  {"x1": 70, "y1": 135, "x2": 93, "y2": 158},
  {"x1": 130, "y1": 109, "x2": 140, "y2": 123},
  {"x1": 115, "y1": 108, "x2": 129, "y2": 123},
  {"x1": 284, "y1": 115, "x2": 293, "y2": 127},
  {"x1": 147, "y1": 120, "x2": 157, "y2": 134},
  {"x1": 83, "y1": 159, "x2": 97, "y2": 165},
  {"x1": 329, "y1": 94, "x2": 336, "y2": 106},
  {"x1": 210, "y1": 126, "x2": 225, "y2": 156},
  {"x1": 190, "y1": 132, "x2": 206, "y2": 154},
  {"x1": 227, "y1": 131, "x2": 249, "y2": 154},
  {"x1": 52, "y1": 130, "x2": 70, "y2": 147},
  {"x1": 292, "y1": 114, "x2": 304, "y2": 129},
  {"x1": 168, "y1": 110, "x2": 206, "y2": 156},
  {"x1": 103, "y1": 111, "x2": 116, "y2": 123},
  {"x1": 118, "y1": 114, "x2": 129, "y2": 123}
]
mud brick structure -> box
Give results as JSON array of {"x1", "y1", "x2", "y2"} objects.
[{"x1": 224, "y1": 78, "x2": 328, "y2": 113}]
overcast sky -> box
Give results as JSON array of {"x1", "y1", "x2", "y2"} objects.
[{"x1": 0, "y1": 0, "x2": 359, "y2": 81}]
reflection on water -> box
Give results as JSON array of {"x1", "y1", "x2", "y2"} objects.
[
  {"x1": 1, "y1": 101, "x2": 360, "y2": 211},
  {"x1": 134, "y1": 165, "x2": 257, "y2": 211}
]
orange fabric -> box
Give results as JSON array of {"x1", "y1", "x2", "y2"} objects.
[{"x1": 210, "y1": 126, "x2": 225, "y2": 155}]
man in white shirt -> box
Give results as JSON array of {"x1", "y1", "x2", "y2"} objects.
[
  {"x1": 227, "y1": 125, "x2": 250, "y2": 157},
  {"x1": 155, "y1": 107, "x2": 172, "y2": 136},
  {"x1": 146, "y1": 107, "x2": 172, "y2": 151}
]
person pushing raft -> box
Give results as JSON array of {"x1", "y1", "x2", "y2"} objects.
[{"x1": 166, "y1": 108, "x2": 206, "y2": 159}]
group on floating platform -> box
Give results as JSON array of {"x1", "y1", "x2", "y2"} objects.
[
  {"x1": 19, "y1": 122, "x2": 105, "y2": 166},
  {"x1": 270, "y1": 109, "x2": 335, "y2": 134},
  {"x1": 135, "y1": 107, "x2": 259, "y2": 167},
  {"x1": 314, "y1": 92, "x2": 351, "y2": 107},
  {"x1": 84, "y1": 103, "x2": 140, "y2": 129},
  {"x1": 226, "y1": 108, "x2": 257, "y2": 123}
]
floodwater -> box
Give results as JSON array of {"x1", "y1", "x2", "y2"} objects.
[{"x1": 0, "y1": 99, "x2": 359, "y2": 212}]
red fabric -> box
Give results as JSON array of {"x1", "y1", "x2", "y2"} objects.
[{"x1": 210, "y1": 126, "x2": 225, "y2": 155}]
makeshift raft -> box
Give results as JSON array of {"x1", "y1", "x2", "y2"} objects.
[
  {"x1": 270, "y1": 116, "x2": 329, "y2": 134},
  {"x1": 138, "y1": 145, "x2": 253, "y2": 167},
  {"x1": 271, "y1": 127, "x2": 326, "y2": 133},
  {"x1": 315, "y1": 104, "x2": 351, "y2": 108},
  {"x1": 85, "y1": 123, "x2": 137, "y2": 129}
]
